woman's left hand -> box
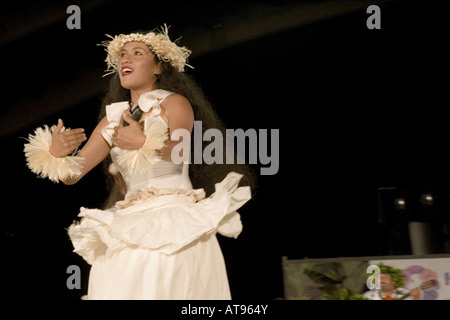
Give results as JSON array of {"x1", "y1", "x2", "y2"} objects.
[{"x1": 112, "y1": 112, "x2": 145, "y2": 150}]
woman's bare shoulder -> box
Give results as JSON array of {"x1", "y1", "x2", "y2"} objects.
[
  {"x1": 164, "y1": 93, "x2": 191, "y2": 107},
  {"x1": 162, "y1": 93, "x2": 193, "y2": 118}
]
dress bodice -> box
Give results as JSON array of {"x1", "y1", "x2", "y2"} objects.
[
  {"x1": 110, "y1": 149, "x2": 192, "y2": 196},
  {"x1": 102, "y1": 89, "x2": 193, "y2": 197}
]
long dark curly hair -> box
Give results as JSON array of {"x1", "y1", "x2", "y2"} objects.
[{"x1": 99, "y1": 54, "x2": 257, "y2": 208}]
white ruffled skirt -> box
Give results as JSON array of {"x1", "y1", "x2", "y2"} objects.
[{"x1": 67, "y1": 172, "x2": 251, "y2": 300}]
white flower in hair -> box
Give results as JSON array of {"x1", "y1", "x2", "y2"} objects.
[{"x1": 100, "y1": 24, "x2": 192, "y2": 76}]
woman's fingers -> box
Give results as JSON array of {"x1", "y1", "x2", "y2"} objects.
[
  {"x1": 50, "y1": 120, "x2": 87, "y2": 157},
  {"x1": 62, "y1": 128, "x2": 85, "y2": 136},
  {"x1": 58, "y1": 136, "x2": 84, "y2": 150},
  {"x1": 55, "y1": 118, "x2": 64, "y2": 133},
  {"x1": 122, "y1": 112, "x2": 136, "y2": 126},
  {"x1": 62, "y1": 129, "x2": 86, "y2": 142}
]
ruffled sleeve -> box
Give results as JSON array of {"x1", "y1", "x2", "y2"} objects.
[
  {"x1": 101, "y1": 101, "x2": 129, "y2": 147},
  {"x1": 138, "y1": 89, "x2": 174, "y2": 117}
]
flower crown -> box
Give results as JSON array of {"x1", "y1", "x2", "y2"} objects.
[{"x1": 100, "y1": 24, "x2": 192, "y2": 76}]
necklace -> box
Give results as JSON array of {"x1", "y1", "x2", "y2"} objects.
[{"x1": 130, "y1": 104, "x2": 140, "y2": 115}]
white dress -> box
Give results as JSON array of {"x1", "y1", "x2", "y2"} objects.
[{"x1": 67, "y1": 89, "x2": 251, "y2": 300}]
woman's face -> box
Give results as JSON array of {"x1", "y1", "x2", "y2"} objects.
[{"x1": 118, "y1": 41, "x2": 160, "y2": 91}]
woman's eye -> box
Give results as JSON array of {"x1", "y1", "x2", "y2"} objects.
[{"x1": 134, "y1": 51, "x2": 142, "y2": 56}]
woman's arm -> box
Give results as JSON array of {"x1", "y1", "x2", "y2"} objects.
[
  {"x1": 160, "y1": 93, "x2": 194, "y2": 162},
  {"x1": 60, "y1": 116, "x2": 111, "y2": 185},
  {"x1": 50, "y1": 94, "x2": 192, "y2": 185}
]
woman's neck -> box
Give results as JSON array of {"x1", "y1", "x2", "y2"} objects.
[{"x1": 130, "y1": 86, "x2": 157, "y2": 105}]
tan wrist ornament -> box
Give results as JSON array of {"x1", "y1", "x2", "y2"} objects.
[{"x1": 24, "y1": 125, "x2": 84, "y2": 183}]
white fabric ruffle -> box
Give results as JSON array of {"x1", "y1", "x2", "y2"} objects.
[
  {"x1": 67, "y1": 172, "x2": 251, "y2": 265},
  {"x1": 101, "y1": 89, "x2": 173, "y2": 147},
  {"x1": 101, "y1": 101, "x2": 129, "y2": 147}
]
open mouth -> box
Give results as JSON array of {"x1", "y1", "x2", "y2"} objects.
[{"x1": 121, "y1": 67, "x2": 133, "y2": 76}]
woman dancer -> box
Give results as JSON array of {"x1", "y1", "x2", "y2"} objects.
[{"x1": 24, "y1": 25, "x2": 254, "y2": 299}]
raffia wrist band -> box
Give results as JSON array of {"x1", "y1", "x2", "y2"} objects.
[
  {"x1": 24, "y1": 125, "x2": 84, "y2": 183},
  {"x1": 113, "y1": 116, "x2": 169, "y2": 174}
]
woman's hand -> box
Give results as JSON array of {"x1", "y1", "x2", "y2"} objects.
[
  {"x1": 111, "y1": 112, "x2": 146, "y2": 150},
  {"x1": 49, "y1": 119, "x2": 86, "y2": 158}
]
